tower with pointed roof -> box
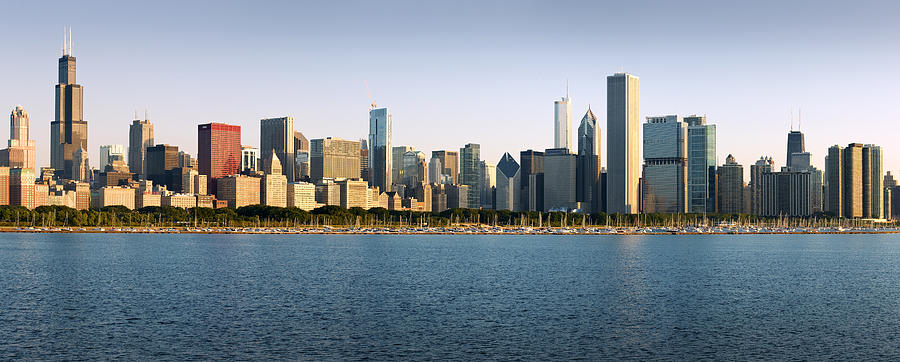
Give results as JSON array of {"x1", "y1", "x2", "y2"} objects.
[
  {"x1": 577, "y1": 106, "x2": 601, "y2": 212},
  {"x1": 495, "y1": 152, "x2": 520, "y2": 211}
]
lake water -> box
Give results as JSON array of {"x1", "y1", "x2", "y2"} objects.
[{"x1": 1, "y1": 233, "x2": 899, "y2": 360}]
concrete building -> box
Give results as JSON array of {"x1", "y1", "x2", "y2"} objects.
[
  {"x1": 520, "y1": 150, "x2": 544, "y2": 212},
  {"x1": 607, "y1": 72, "x2": 640, "y2": 214},
  {"x1": 3, "y1": 106, "x2": 36, "y2": 170},
  {"x1": 428, "y1": 157, "x2": 443, "y2": 184},
  {"x1": 217, "y1": 175, "x2": 261, "y2": 208},
  {"x1": 554, "y1": 92, "x2": 572, "y2": 152},
  {"x1": 825, "y1": 146, "x2": 843, "y2": 217},
  {"x1": 51, "y1": 34, "x2": 88, "y2": 180},
  {"x1": 10, "y1": 168, "x2": 35, "y2": 209},
  {"x1": 162, "y1": 194, "x2": 197, "y2": 209},
  {"x1": 717, "y1": 155, "x2": 744, "y2": 214},
  {"x1": 642, "y1": 115, "x2": 687, "y2": 214},
  {"x1": 99, "y1": 144, "x2": 126, "y2": 171},
  {"x1": 368, "y1": 107, "x2": 392, "y2": 192},
  {"x1": 315, "y1": 179, "x2": 341, "y2": 206},
  {"x1": 260, "y1": 116, "x2": 295, "y2": 182},
  {"x1": 128, "y1": 117, "x2": 154, "y2": 176},
  {"x1": 241, "y1": 145, "x2": 259, "y2": 173},
  {"x1": 543, "y1": 148, "x2": 577, "y2": 212},
  {"x1": 261, "y1": 150, "x2": 287, "y2": 207},
  {"x1": 339, "y1": 179, "x2": 368, "y2": 209},
  {"x1": 310, "y1": 138, "x2": 361, "y2": 182},
  {"x1": 460, "y1": 143, "x2": 481, "y2": 208},
  {"x1": 198, "y1": 122, "x2": 241, "y2": 195},
  {"x1": 93, "y1": 186, "x2": 136, "y2": 210},
  {"x1": 495, "y1": 153, "x2": 520, "y2": 211},
  {"x1": 287, "y1": 182, "x2": 316, "y2": 210},
  {"x1": 182, "y1": 169, "x2": 207, "y2": 195},
  {"x1": 577, "y1": 107, "x2": 601, "y2": 213},
  {"x1": 431, "y1": 150, "x2": 459, "y2": 184}
]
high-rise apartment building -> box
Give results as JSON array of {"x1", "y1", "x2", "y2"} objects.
[
  {"x1": 495, "y1": 153, "x2": 520, "y2": 211},
  {"x1": 685, "y1": 115, "x2": 716, "y2": 213},
  {"x1": 51, "y1": 32, "x2": 88, "y2": 180},
  {"x1": 460, "y1": 143, "x2": 481, "y2": 208},
  {"x1": 759, "y1": 170, "x2": 811, "y2": 217},
  {"x1": 198, "y1": 123, "x2": 241, "y2": 194},
  {"x1": 310, "y1": 137, "x2": 361, "y2": 181},
  {"x1": 554, "y1": 93, "x2": 572, "y2": 152},
  {"x1": 717, "y1": 155, "x2": 744, "y2": 214},
  {"x1": 3, "y1": 106, "x2": 36, "y2": 170},
  {"x1": 842, "y1": 144, "x2": 864, "y2": 218},
  {"x1": 260, "y1": 117, "x2": 295, "y2": 182},
  {"x1": 825, "y1": 146, "x2": 843, "y2": 217},
  {"x1": 543, "y1": 148, "x2": 577, "y2": 212},
  {"x1": 642, "y1": 115, "x2": 687, "y2": 213},
  {"x1": 607, "y1": 72, "x2": 640, "y2": 214},
  {"x1": 862, "y1": 144, "x2": 883, "y2": 219},
  {"x1": 577, "y1": 107, "x2": 601, "y2": 213},
  {"x1": 368, "y1": 107, "x2": 392, "y2": 191},
  {"x1": 431, "y1": 150, "x2": 459, "y2": 185},
  {"x1": 128, "y1": 117, "x2": 154, "y2": 176},
  {"x1": 826, "y1": 143, "x2": 883, "y2": 219}
]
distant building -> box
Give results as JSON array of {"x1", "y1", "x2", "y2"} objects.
[
  {"x1": 786, "y1": 130, "x2": 805, "y2": 169},
  {"x1": 10, "y1": 168, "x2": 35, "y2": 209},
  {"x1": 759, "y1": 170, "x2": 810, "y2": 217},
  {"x1": 0, "y1": 167, "x2": 9, "y2": 205},
  {"x1": 99, "y1": 144, "x2": 126, "y2": 171},
  {"x1": 3, "y1": 106, "x2": 36, "y2": 170},
  {"x1": 287, "y1": 182, "x2": 316, "y2": 210},
  {"x1": 520, "y1": 150, "x2": 544, "y2": 212},
  {"x1": 146, "y1": 144, "x2": 179, "y2": 189},
  {"x1": 128, "y1": 117, "x2": 154, "y2": 176},
  {"x1": 431, "y1": 150, "x2": 459, "y2": 185},
  {"x1": 261, "y1": 151, "x2": 287, "y2": 207},
  {"x1": 217, "y1": 175, "x2": 261, "y2": 208},
  {"x1": 495, "y1": 153, "x2": 520, "y2": 211},
  {"x1": 607, "y1": 72, "x2": 640, "y2": 214},
  {"x1": 543, "y1": 148, "x2": 577, "y2": 211},
  {"x1": 717, "y1": 155, "x2": 743, "y2": 214},
  {"x1": 577, "y1": 107, "x2": 601, "y2": 213},
  {"x1": 51, "y1": 39, "x2": 88, "y2": 180},
  {"x1": 260, "y1": 116, "x2": 295, "y2": 182},
  {"x1": 400, "y1": 150, "x2": 427, "y2": 186},
  {"x1": 368, "y1": 107, "x2": 392, "y2": 192},
  {"x1": 310, "y1": 138, "x2": 361, "y2": 182},
  {"x1": 480, "y1": 161, "x2": 496, "y2": 209},
  {"x1": 199, "y1": 123, "x2": 241, "y2": 195},
  {"x1": 554, "y1": 92, "x2": 572, "y2": 152},
  {"x1": 750, "y1": 156, "x2": 774, "y2": 214},
  {"x1": 241, "y1": 145, "x2": 259, "y2": 172},
  {"x1": 339, "y1": 179, "x2": 368, "y2": 209},
  {"x1": 460, "y1": 143, "x2": 481, "y2": 207},
  {"x1": 392, "y1": 146, "x2": 414, "y2": 187},
  {"x1": 93, "y1": 186, "x2": 136, "y2": 210},
  {"x1": 162, "y1": 194, "x2": 197, "y2": 209},
  {"x1": 642, "y1": 115, "x2": 687, "y2": 213},
  {"x1": 685, "y1": 115, "x2": 716, "y2": 213}
]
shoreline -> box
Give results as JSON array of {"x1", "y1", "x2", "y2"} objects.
[{"x1": 3, "y1": 227, "x2": 899, "y2": 236}]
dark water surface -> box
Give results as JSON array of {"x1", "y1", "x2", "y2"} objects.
[{"x1": 1, "y1": 233, "x2": 899, "y2": 360}]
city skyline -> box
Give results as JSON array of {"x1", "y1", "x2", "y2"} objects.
[{"x1": 1, "y1": 1, "x2": 899, "y2": 179}]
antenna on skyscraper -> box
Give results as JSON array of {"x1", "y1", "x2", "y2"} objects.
[
  {"x1": 789, "y1": 106, "x2": 794, "y2": 131},
  {"x1": 145, "y1": 108, "x2": 149, "y2": 121},
  {"x1": 798, "y1": 108, "x2": 802, "y2": 131},
  {"x1": 134, "y1": 110, "x2": 138, "y2": 120},
  {"x1": 566, "y1": 78, "x2": 569, "y2": 99},
  {"x1": 364, "y1": 80, "x2": 376, "y2": 110},
  {"x1": 68, "y1": 27, "x2": 72, "y2": 55},
  {"x1": 62, "y1": 27, "x2": 66, "y2": 55}
]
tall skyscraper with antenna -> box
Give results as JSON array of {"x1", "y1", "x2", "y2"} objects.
[
  {"x1": 50, "y1": 28, "x2": 88, "y2": 179},
  {"x1": 786, "y1": 110, "x2": 805, "y2": 169},
  {"x1": 553, "y1": 83, "x2": 572, "y2": 152}
]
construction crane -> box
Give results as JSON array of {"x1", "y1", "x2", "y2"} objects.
[{"x1": 364, "y1": 80, "x2": 377, "y2": 110}]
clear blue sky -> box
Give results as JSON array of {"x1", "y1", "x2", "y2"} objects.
[{"x1": 1, "y1": 0, "x2": 898, "y2": 179}]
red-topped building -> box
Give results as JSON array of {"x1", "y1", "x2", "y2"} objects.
[{"x1": 198, "y1": 123, "x2": 241, "y2": 195}]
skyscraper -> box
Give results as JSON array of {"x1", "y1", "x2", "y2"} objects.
[
  {"x1": 519, "y1": 150, "x2": 544, "y2": 212},
  {"x1": 3, "y1": 106, "x2": 36, "y2": 170},
  {"x1": 554, "y1": 91, "x2": 572, "y2": 152},
  {"x1": 480, "y1": 161, "x2": 496, "y2": 209},
  {"x1": 717, "y1": 155, "x2": 744, "y2": 214},
  {"x1": 862, "y1": 144, "x2": 883, "y2": 219},
  {"x1": 750, "y1": 156, "x2": 774, "y2": 214},
  {"x1": 128, "y1": 116, "x2": 154, "y2": 176},
  {"x1": 543, "y1": 148, "x2": 577, "y2": 211},
  {"x1": 368, "y1": 108, "x2": 392, "y2": 191},
  {"x1": 310, "y1": 137, "x2": 361, "y2": 182},
  {"x1": 843, "y1": 143, "x2": 864, "y2": 218},
  {"x1": 51, "y1": 31, "x2": 88, "y2": 180},
  {"x1": 494, "y1": 153, "x2": 520, "y2": 211},
  {"x1": 685, "y1": 115, "x2": 716, "y2": 213},
  {"x1": 607, "y1": 72, "x2": 640, "y2": 214},
  {"x1": 198, "y1": 123, "x2": 241, "y2": 193},
  {"x1": 392, "y1": 146, "x2": 414, "y2": 186},
  {"x1": 460, "y1": 143, "x2": 481, "y2": 208},
  {"x1": 431, "y1": 150, "x2": 459, "y2": 184},
  {"x1": 786, "y1": 130, "x2": 805, "y2": 168},
  {"x1": 241, "y1": 145, "x2": 259, "y2": 172},
  {"x1": 642, "y1": 115, "x2": 687, "y2": 213},
  {"x1": 146, "y1": 144, "x2": 179, "y2": 189},
  {"x1": 576, "y1": 106, "x2": 601, "y2": 213},
  {"x1": 825, "y1": 145, "x2": 843, "y2": 217},
  {"x1": 260, "y1": 117, "x2": 295, "y2": 182}
]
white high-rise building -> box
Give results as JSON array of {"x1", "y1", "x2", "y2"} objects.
[
  {"x1": 607, "y1": 72, "x2": 640, "y2": 214},
  {"x1": 553, "y1": 92, "x2": 572, "y2": 152}
]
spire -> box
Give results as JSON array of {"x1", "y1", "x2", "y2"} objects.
[{"x1": 565, "y1": 79, "x2": 569, "y2": 99}]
